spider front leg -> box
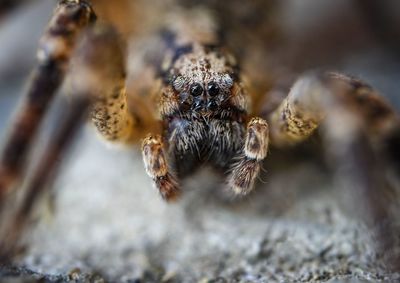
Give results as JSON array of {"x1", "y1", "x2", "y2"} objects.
[
  {"x1": 69, "y1": 24, "x2": 143, "y2": 144},
  {"x1": 0, "y1": 0, "x2": 95, "y2": 204},
  {"x1": 228, "y1": 117, "x2": 269, "y2": 195},
  {"x1": 0, "y1": 23, "x2": 147, "y2": 260},
  {"x1": 142, "y1": 135, "x2": 180, "y2": 201}
]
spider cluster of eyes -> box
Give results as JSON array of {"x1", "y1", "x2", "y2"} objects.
[{"x1": 172, "y1": 74, "x2": 233, "y2": 112}]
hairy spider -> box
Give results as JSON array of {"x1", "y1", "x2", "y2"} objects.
[{"x1": 0, "y1": 0, "x2": 399, "y2": 270}]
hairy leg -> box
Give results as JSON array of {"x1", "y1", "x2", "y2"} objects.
[
  {"x1": 268, "y1": 72, "x2": 398, "y2": 146},
  {"x1": 265, "y1": 72, "x2": 400, "y2": 270},
  {"x1": 68, "y1": 24, "x2": 146, "y2": 144},
  {"x1": 0, "y1": 0, "x2": 95, "y2": 204},
  {"x1": 0, "y1": 23, "x2": 146, "y2": 260},
  {"x1": 228, "y1": 117, "x2": 269, "y2": 195},
  {"x1": 323, "y1": 103, "x2": 399, "y2": 270},
  {"x1": 142, "y1": 135, "x2": 180, "y2": 201},
  {"x1": 0, "y1": 95, "x2": 91, "y2": 261}
]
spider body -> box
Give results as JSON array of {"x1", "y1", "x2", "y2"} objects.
[
  {"x1": 142, "y1": 37, "x2": 269, "y2": 199},
  {"x1": 0, "y1": 0, "x2": 399, "y2": 269},
  {"x1": 158, "y1": 42, "x2": 248, "y2": 180}
]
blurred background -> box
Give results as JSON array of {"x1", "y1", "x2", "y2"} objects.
[{"x1": 0, "y1": 0, "x2": 400, "y2": 282}]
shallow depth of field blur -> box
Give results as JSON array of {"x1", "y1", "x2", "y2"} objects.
[{"x1": 0, "y1": 0, "x2": 400, "y2": 282}]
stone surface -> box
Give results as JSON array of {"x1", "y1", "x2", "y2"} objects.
[{"x1": 0, "y1": 127, "x2": 397, "y2": 282}]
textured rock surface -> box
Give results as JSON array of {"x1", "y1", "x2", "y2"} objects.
[{"x1": 0, "y1": 127, "x2": 397, "y2": 282}]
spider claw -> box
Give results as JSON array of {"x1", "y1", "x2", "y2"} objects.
[{"x1": 156, "y1": 174, "x2": 181, "y2": 202}]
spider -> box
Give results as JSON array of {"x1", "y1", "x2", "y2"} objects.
[{"x1": 0, "y1": 0, "x2": 399, "y2": 271}]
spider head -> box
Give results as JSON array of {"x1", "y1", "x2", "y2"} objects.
[{"x1": 165, "y1": 44, "x2": 237, "y2": 115}]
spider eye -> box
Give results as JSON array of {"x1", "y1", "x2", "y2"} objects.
[
  {"x1": 207, "y1": 82, "x2": 220, "y2": 96},
  {"x1": 190, "y1": 83, "x2": 203, "y2": 96},
  {"x1": 173, "y1": 76, "x2": 185, "y2": 92}
]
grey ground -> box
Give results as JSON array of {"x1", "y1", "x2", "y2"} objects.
[{"x1": 1, "y1": 1, "x2": 400, "y2": 282}]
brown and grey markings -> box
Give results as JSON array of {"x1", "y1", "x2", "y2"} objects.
[
  {"x1": 0, "y1": 0, "x2": 95, "y2": 200},
  {"x1": 142, "y1": 135, "x2": 180, "y2": 201},
  {"x1": 141, "y1": 31, "x2": 271, "y2": 198},
  {"x1": 38, "y1": 0, "x2": 97, "y2": 66},
  {"x1": 68, "y1": 24, "x2": 140, "y2": 144},
  {"x1": 268, "y1": 72, "x2": 399, "y2": 146},
  {"x1": 0, "y1": 96, "x2": 91, "y2": 261},
  {"x1": 228, "y1": 118, "x2": 269, "y2": 195},
  {"x1": 327, "y1": 72, "x2": 398, "y2": 135},
  {"x1": 91, "y1": 86, "x2": 136, "y2": 142},
  {"x1": 158, "y1": 42, "x2": 243, "y2": 118}
]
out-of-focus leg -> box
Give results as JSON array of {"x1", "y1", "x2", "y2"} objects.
[
  {"x1": 0, "y1": 0, "x2": 95, "y2": 204},
  {"x1": 70, "y1": 24, "x2": 141, "y2": 144},
  {"x1": 265, "y1": 72, "x2": 400, "y2": 270},
  {"x1": 267, "y1": 72, "x2": 398, "y2": 147},
  {"x1": 0, "y1": 23, "x2": 142, "y2": 261}
]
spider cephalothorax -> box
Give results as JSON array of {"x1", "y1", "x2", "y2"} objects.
[{"x1": 159, "y1": 43, "x2": 246, "y2": 116}]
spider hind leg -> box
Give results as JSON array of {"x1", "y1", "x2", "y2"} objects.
[
  {"x1": 0, "y1": 0, "x2": 95, "y2": 206},
  {"x1": 266, "y1": 72, "x2": 400, "y2": 270},
  {"x1": 0, "y1": 23, "x2": 141, "y2": 261}
]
